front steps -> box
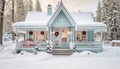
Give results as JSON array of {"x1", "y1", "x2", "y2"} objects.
[{"x1": 51, "y1": 49, "x2": 74, "y2": 55}]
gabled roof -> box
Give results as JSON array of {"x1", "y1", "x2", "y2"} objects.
[
  {"x1": 70, "y1": 12, "x2": 94, "y2": 23},
  {"x1": 47, "y1": 2, "x2": 75, "y2": 26},
  {"x1": 25, "y1": 12, "x2": 94, "y2": 24},
  {"x1": 25, "y1": 12, "x2": 52, "y2": 23},
  {"x1": 75, "y1": 22, "x2": 107, "y2": 32},
  {"x1": 13, "y1": 1, "x2": 106, "y2": 32}
]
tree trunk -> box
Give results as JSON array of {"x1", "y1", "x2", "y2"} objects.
[{"x1": 0, "y1": 0, "x2": 5, "y2": 45}]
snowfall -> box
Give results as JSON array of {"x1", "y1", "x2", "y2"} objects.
[{"x1": 0, "y1": 42, "x2": 120, "y2": 69}]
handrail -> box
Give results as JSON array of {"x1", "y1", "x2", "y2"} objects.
[{"x1": 75, "y1": 41, "x2": 102, "y2": 48}]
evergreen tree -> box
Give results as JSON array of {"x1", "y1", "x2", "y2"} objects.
[
  {"x1": 96, "y1": 1, "x2": 101, "y2": 22},
  {"x1": 23, "y1": 0, "x2": 33, "y2": 12},
  {"x1": 101, "y1": 0, "x2": 120, "y2": 40},
  {"x1": 34, "y1": 0, "x2": 42, "y2": 12},
  {"x1": 0, "y1": 0, "x2": 5, "y2": 45},
  {"x1": 29, "y1": 0, "x2": 33, "y2": 11},
  {"x1": 14, "y1": 0, "x2": 25, "y2": 22},
  {"x1": 3, "y1": 0, "x2": 13, "y2": 34}
]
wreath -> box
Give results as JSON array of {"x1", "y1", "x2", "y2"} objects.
[
  {"x1": 82, "y1": 31, "x2": 86, "y2": 35},
  {"x1": 29, "y1": 31, "x2": 33, "y2": 35},
  {"x1": 55, "y1": 32, "x2": 59, "y2": 36},
  {"x1": 41, "y1": 31, "x2": 44, "y2": 35}
]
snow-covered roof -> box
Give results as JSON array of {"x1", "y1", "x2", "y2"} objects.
[
  {"x1": 13, "y1": 11, "x2": 106, "y2": 32},
  {"x1": 76, "y1": 22, "x2": 106, "y2": 27},
  {"x1": 70, "y1": 12, "x2": 94, "y2": 23},
  {"x1": 76, "y1": 22, "x2": 107, "y2": 32},
  {"x1": 25, "y1": 11, "x2": 94, "y2": 24},
  {"x1": 12, "y1": 22, "x2": 48, "y2": 32},
  {"x1": 13, "y1": 21, "x2": 47, "y2": 27},
  {"x1": 25, "y1": 12, "x2": 52, "y2": 24}
]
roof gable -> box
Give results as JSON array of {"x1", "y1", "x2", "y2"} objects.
[
  {"x1": 51, "y1": 11, "x2": 72, "y2": 27},
  {"x1": 48, "y1": 2, "x2": 75, "y2": 26}
]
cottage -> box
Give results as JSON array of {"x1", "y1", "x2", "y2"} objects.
[{"x1": 13, "y1": 1, "x2": 107, "y2": 53}]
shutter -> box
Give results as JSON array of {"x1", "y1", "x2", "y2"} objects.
[
  {"x1": 90, "y1": 31, "x2": 94, "y2": 41},
  {"x1": 88, "y1": 31, "x2": 91, "y2": 41},
  {"x1": 88, "y1": 31, "x2": 94, "y2": 41}
]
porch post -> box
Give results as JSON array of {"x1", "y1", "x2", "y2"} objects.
[
  {"x1": 16, "y1": 27, "x2": 18, "y2": 50},
  {"x1": 48, "y1": 27, "x2": 51, "y2": 43},
  {"x1": 101, "y1": 32, "x2": 103, "y2": 42},
  {"x1": 26, "y1": 30, "x2": 29, "y2": 39},
  {"x1": 73, "y1": 27, "x2": 75, "y2": 42}
]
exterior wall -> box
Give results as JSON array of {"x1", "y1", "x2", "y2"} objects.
[
  {"x1": 88, "y1": 31, "x2": 94, "y2": 41},
  {"x1": 74, "y1": 30, "x2": 103, "y2": 52},
  {"x1": 51, "y1": 11, "x2": 72, "y2": 27}
]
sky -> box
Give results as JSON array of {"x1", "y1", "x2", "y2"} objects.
[{"x1": 39, "y1": 0, "x2": 99, "y2": 14}]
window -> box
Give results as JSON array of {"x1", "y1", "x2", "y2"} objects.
[
  {"x1": 62, "y1": 28, "x2": 68, "y2": 42},
  {"x1": 76, "y1": 31, "x2": 87, "y2": 41},
  {"x1": 76, "y1": 31, "x2": 81, "y2": 41},
  {"x1": 33, "y1": 31, "x2": 48, "y2": 41}
]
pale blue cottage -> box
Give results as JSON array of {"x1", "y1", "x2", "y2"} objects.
[{"x1": 13, "y1": 2, "x2": 107, "y2": 54}]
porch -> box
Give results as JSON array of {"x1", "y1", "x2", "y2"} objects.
[{"x1": 75, "y1": 41, "x2": 103, "y2": 52}]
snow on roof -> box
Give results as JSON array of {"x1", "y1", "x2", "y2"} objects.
[
  {"x1": 70, "y1": 12, "x2": 94, "y2": 23},
  {"x1": 25, "y1": 11, "x2": 94, "y2": 24},
  {"x1": 13, "y1": 11, "x2": 106, "y2": 32},
  {"x1": 76, "y1": 22, "x2": 107, "y2": 32},
  {"x1": 13, "y1": 21, "x2": 47, "y2": 27},
  {"x1": 112, "y1": 40, "x2": 120, "y2": 43},
  {"x1": 76, "y1": 22, "x2": 106, "y2": 27},
  {"x1": 12, "y1": 21, "x2": 48, "y2": 32},
  {"x1": 25, "y1": 12, "x2": 52, "y2": 23}
]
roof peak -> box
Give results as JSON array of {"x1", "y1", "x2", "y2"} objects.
[
  {"x1": 61, "y1": 0, "x2": 63, "y2": 4},
  {"x1": 60, "y1": 0, "x2": 63, "y2": 5}
]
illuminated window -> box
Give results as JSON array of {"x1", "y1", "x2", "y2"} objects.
[
  {"x1": 33, "y1": 31, "x2": 48, "y2": 41},
  {"x1": 82, "y1": 31, "x2": 86, "y2": 41},
  {"x1": 62, "y1": 28, "x2": 68, "y2": 42},
  {"x1": 76, "y1": 31, "x2": 87, "y2": 41},
  {"x1": 76, "y1": 31, "x2": 81, "y2": 41}
]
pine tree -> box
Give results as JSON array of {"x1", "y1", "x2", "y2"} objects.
[
  {"x1": 34, "y1": 0, "x2": 42, "y2": 12},
  {"x1": 96, "y1": 1, "x2": 101, "y2": 22},
  {"x1": 23, "y1": 0, "x2": 33, "y2": 12},
  {"x1": 0, "y1": 0, "x2": 5, "y2": 45},
  {"x1": 14, "y1": 0, "x2": 25, "y2": 22},
  {"x1": 3, "y1": 0, "x2": 13, "y2": 34},
  {"x1": 29, "y1": 0, "x2": 33, "y2": 11},
  {"x1": 101, "y1": 0, "x2": 120, "y2": 40}
]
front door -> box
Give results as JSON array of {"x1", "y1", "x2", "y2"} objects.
[{"x1": 51, "y1": 27, "x2": 72, "y2": 47}]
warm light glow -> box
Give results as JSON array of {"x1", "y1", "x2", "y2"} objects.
[
  {"x1": 68, "y1": 31, "x2": 72, "y2": 35},
  {"x1": 52, "y1": 31, "x2": 55, "y2": 34}
]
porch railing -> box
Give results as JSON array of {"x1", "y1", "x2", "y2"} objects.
[
  {"x1": 75, "y1": 41, "x2": 103, "y2": 52},
  {"x1": 17, "y1": 41, "x2": 38, "y2": 48},
  {"x1": 75, "y1": 41, "x2": 102, "y2": 47},
  {"x1": 52, "y1": 42, "x2": 70, "y2": 49},
  {"x1": 38, "y1": 42, "x2": 48, "y2": 51}
]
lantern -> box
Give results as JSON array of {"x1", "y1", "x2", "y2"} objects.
[
  {"x1": 41, "y1": 31, "x2": 44, "y2": 35},
  {"x1": 55, "y1": 32, "x2": 59, "y2": 36},
  {"x1": 82, "y1": 31, "x2": 86, "y2": 35},
  {"x1": 29, "y1": 31, "x2": 33, "y2": 35}
]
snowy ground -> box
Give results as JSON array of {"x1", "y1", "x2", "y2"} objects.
[{"x1": 0, "y1": 43, "x2": 120, "y2": 69}]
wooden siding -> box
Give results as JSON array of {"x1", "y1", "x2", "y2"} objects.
[
  {"x1": 51, "y1": 11, "x2": 72, "y2": 27},
  {"x1": 88, "y1": 31, "x2": 94, "y2": 41}
]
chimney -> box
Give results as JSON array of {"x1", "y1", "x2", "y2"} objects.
[{"x1": 47, "y1": 4, "x2": 52, "y2": 15}]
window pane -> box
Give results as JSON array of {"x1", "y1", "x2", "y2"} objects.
[
  {"x1": 76, "y1": 31, "x2": 87, "y2": 41},
  {"x1": 76, "y1": 31, "x2": 81, "y2": 41},
  {"x1": 82, "y1": 31, "x2": 86, "y2": 41}
]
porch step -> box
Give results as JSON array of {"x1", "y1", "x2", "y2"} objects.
[
  {"x1": 52, "y1": 46, "x2": 70, "y2": 49},
  {"x1": 51, "y1": 49, "x2": 74, "y2": 55}
]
